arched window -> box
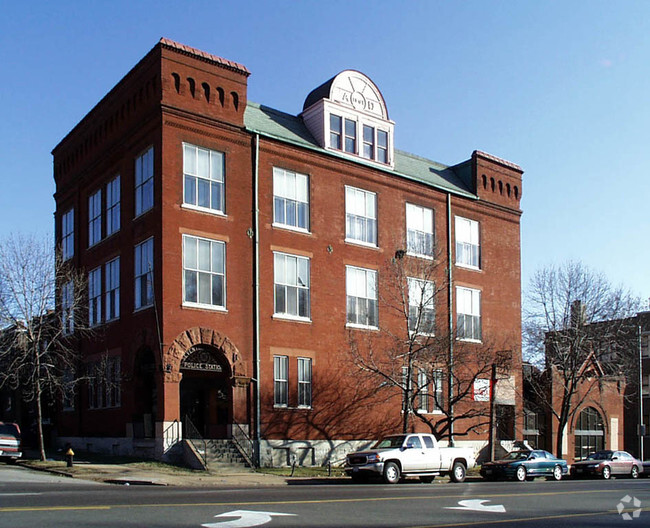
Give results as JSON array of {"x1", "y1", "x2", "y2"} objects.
[
  {"x1": 202, "y1": 82, "x2": 210, "y2": 102},
  {"x1": 172, "y1": 73, "x2": 181, "y2": 94},
  {"x1": 187, "y1": 77, "x2": 196, "y2": 98},
  {"x1": 574, "y1": 407, "x2": 604, "y2": 461}
]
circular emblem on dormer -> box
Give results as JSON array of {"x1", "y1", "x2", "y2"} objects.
[{"x1": 351, "y1": 91, "x2": 366, "y2": 110}]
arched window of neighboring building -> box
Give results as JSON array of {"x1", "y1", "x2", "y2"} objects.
[
  {"x1": 231, "y1": 91, "x2": 239, "y2": 111},
  {"x1": 482, "y1": 174, "x2": 487, "y2": 189},
  {"x1": 202, "y1": 82, "x2": 210, "y2": 103},
  {"x1": 514, "y1": 186, "x2": 519, "y2": 199},
  {"x1": 506, "y1": 183, "x2": 511, "y2": 197},
  {"x1": 574, "y1": 406, "x2": 605, "y2": 461},
  {"x1": 490, "y1": 177, "x2": 495, "y2": 192},
  {"x1": 187, "y1": 77, "x2": 196, "y2": 98},
  {"x1": 172, "y1": 73, "x2": 181, "y2": 94},
  {"x1": 498, "y1": 180, "x2": 503, "y2": 195},
  {"x1": 217, "y1": 87, "x2": 225, "y2": 107}
]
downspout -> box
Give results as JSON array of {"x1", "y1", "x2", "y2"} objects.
[
  {"x1": 252, "y1": 133, "x2": 261, "y2": 467},
  {"x1": 447, "y1": 192, "x2": 454, "y2": 446}
]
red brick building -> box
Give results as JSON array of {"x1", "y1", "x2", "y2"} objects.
[{"x1": 52, "y1": 39, "x2": 524, "y2": 466}]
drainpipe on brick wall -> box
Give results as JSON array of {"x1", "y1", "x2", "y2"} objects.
[
  {"x1": 253, "y1": 133, "x2": 261, "y2": 467},
  {"x1": 447, "y1": 192, "x2": 454, "y2": 447},
  {"x1": 639, "y1": 325, "x2": 644, "y2": 460}
]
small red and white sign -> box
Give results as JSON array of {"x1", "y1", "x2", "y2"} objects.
[{"x1": 473, "y1": 379, "x2": 490, "y2": 402}]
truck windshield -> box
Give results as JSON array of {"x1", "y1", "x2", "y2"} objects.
[{"x1": 374, "y1": 436, "x2": 406, "y2": 448}]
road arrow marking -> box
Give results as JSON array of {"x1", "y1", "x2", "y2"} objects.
[
  {"x1": 202, "y1": 510, "x2": 296, "y2": 528},
  {"x1": 445, "y1": 499, "x2": 506, "y2": 513}
]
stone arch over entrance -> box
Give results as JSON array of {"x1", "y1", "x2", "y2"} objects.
[{"x1": 166, "y1": 327, "x2": 246, "y2": 380}]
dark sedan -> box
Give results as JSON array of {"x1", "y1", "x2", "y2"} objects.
[
  {"x1": 481, "y1": 450, "x2": 568, "y2": 482},
  {"x1": 571, "y1": 450, "x2": 643, "y2": 479}
]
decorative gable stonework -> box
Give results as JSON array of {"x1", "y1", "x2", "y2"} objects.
[{"x1": 301, "y1": 70, "x2": 395, "y2": 168}]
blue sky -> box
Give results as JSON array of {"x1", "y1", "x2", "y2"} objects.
[{"x1": 1, "y1": 1, "x2": 648, "y2": 303}]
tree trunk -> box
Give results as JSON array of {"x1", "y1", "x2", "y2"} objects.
[{"x1": 35, "y1": 377, "x2": 46, "y2": 461}]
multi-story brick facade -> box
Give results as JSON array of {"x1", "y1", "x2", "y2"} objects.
[{"x1": 52, "y1": 39, "x2": 523, "y2": 466}]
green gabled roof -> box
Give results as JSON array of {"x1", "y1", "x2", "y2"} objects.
[{"x1": 244, "y1": 101, "x2": 477, "y2": 199}]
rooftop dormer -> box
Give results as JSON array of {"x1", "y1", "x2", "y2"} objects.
[{"x1": 301, "y1": 70, "x2": 395, "y2": 168}]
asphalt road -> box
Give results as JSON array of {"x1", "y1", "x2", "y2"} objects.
[{"x1": 1, "y1": 464, "x2": 650, "y2": 527}]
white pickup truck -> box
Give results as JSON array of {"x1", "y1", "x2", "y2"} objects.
[{"x1": 344, "y1": 433, "x2": 475, "y2": 484}]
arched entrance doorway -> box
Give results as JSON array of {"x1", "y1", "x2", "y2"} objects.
[
  {"x1": 180, "y1": 345, "x2": 231, "y2": 439},
  {"x1": 574, "y1": 406, "x2": 605, "y2": 461}
]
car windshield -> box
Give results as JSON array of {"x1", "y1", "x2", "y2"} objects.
[
  {"x1": 587, "y1": 451, "x2": 613, "y2": 461},
  {"x1": 374, "y1": 436, "x2": 406, "y2": 449},
  {"x1": 502, "y1": 451, "x2": 530, "y2": 461}
]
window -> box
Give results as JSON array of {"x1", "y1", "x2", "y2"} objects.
[
  {"x1": 574, "y1": 407, "x2": 604, "y2": 461},
  {"x1": 106, "y1": 176, "x2": 120, "y2": 236},
  {"x1": 274, "y1": 253, "x2": 310, "y2": 319},
  {"x1": 455, "y1": 216, "x2": 480, "y2": 269},
  {"x1": 105, "y1": 257, "x2": 120, "y2": 321},
  {"x1": 61, "y1": 208, "x2": 74, "y2": 260},
  {"x1": 134, "y1": 238, "x2": 154, "y2": 309},
  {"x1": 61, "y1": 280, "x2": 74, "y2": 335},
  {"x1": 273, "y1": 168, "x2": 309, "y2": 231},
  {"x1": 330, "y1": 114, "x2": 342, "y2": 150},
  {"x1": 408, "y1": 278, "x2": 435, "y2": 334},
  {"x1": 406, "y1": 203, "x2": 434, "y2": 257},
  {"x1": 362, "y1": 125, "x2": 375, "y2": 159},
  {"x1": 346, "y1": 266, "x2": 378, "y2": 328},
  {"x1": 62, "y1": 368, "x2": 75, "y2": 411},
  {"x1": 417, "y1": 370, "x2": 443, "y2": 413},
  {"x1": 345, "y1": 186, "x2": 377, "y2": 246},
  {"x1": 377, "y1": 130, "x2": 388, "y2": 163},
  {"x1": 298, "y1": 357, "x2": 312, "y2": 408},
  {"x1": 344, "y1": 118, "x2": 356, "y2": 153},
  {"x1": 88, "y1": 356, "x2": 121, "y2": 410},
  {"x1": 642, "y1": 333, "x2": 650, "y2": 358},
  {"x1": 457, "y1": 287, "x2": 481, "y2": 341},
  {"x1": 183, "y1": 143, "x2": 225, "y2": 213},
  {"x1": 135, "y1": 146, "x2": 154, "y2": 216},
  {"x1": 88, "y1": 190, "x2": 102, "y2": 247},
  {"x1": 274, "y1": 355, "x2": 288, "y2": 407},
  {"x1": 88, "y1": 266, "x2": 102, "y2": 326},
  {"x1": 183, "y1": 235, "x2": 225, "y2": 308}
]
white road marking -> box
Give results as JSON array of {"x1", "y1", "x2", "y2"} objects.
[
  {"x1": 202, "y1": 510, "x2": 296, "y2": 528},
  {"x1": 445, "y1": 499, "x2": 506, "y2": 513}
]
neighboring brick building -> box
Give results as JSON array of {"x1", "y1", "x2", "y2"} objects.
[{"x1": 52, "y1": 38, "x2": 524, "y2": 466}]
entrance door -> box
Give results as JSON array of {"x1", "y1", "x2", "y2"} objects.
[{"x1": 179, "y1": 345, "x2": 232, "y2": 439}]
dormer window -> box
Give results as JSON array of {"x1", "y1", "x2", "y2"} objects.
[{"x1": 302, "y1": 70, "x2": 395, "y2": 168}]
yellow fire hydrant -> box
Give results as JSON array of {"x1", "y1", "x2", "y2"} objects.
[{"x1": 65, "y1": 447, "x2": 74, "y2": 468}]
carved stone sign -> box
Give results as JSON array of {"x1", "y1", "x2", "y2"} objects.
[{"x1": 181, "y1": 345, "x2": 223, "y2": 372}]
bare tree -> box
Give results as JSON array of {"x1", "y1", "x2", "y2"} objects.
[
  {"x1": 523, "y1": 260, "x2": 641, "y2": 458},
  {"x1": 349, "y1": 250, "x2": 513, "y2": 441},
  {"x1": 0, "y1": 233, "x2": 91, "y2": 461}
]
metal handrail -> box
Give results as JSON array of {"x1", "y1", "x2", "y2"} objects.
[
  {"x1": 231, "y1": 422, "x2": 256, "y2": 468},
  {"x1": 184, "y1": 415, "x2": 207, "y2": 469}
]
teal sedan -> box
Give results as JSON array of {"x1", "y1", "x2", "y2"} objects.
[{"x1": 480, "y1": 450, "x2": 568, "y2": 482}]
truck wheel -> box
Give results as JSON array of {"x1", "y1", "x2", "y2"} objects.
[
  {"x1": 383, "y1": 462, "x2": 401, "y2": 484},
  {"x1": 419, "y1": 476, "x2": 435, "y2": 483},
  {"x1": 515, "y1": 465, "x2": 527, "y2": 482},
  {"x1": 450, "y1": 461, "x2": 466, "y2": 483}
]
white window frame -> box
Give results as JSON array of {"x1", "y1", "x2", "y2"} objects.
[
  {"x1": 105, "y1": 257, "x2": 120, "y2": 322},
  {"x1": 134, "y1": 237, "x2": 154, "y2": 310},
  {"x1": 455, "y1": 216, "x2": 480, "y2": 269},
  {"x1": 88, "y1": 189, "x2": 102, "y2": 247},
  {"x1": 328, "y1": 112, "x2": 391, "y2": 165},
  {"x1": 274, "y1": 355, "x2": 289, "y2": 407},
  {"x1": 273, "y1": 252, "x2": 310, "y2": 321},
  {"x1": 106, "y1": 175, "x2": 120, "y2": 237},
  {"x1": 88, "y1": 266, "x2": 102, "y2": 326},
  {"x1": 182, "y1": 235, "x2": 226, "y2": 310},
  {"x1": 456, "y1": 286, "x2": 482, "y2": 342},
  {"x1": 273, "y1": 167, "x2": 310, "y2": 232},
  {"x1": 61, "y1": 280, "x2": 74, "y2": 335},
  {"x1": 406, "y1": 203, "x2": 434, "y2": 258},
  {"x1": 61, "y1": 208, "x2": 74, "y2": 261},
  {"x1": 135, "y1": 146, "x2": 154, "y2": 217},
  {"x1": 182, "y1": 143, "x2": 225, "y2": 215},
  {"x1": 345, "y1": 186, "x2": 377, "y2": 247},
  {"x1": 408, "y1": 277, "x2": 435, "y2": 335},
  {"x1": 298, "y1": 357, "x2": 312, "y2": 408},
  {"x1": 346, "y1": 266, "x2": 378, "y2": 329}
]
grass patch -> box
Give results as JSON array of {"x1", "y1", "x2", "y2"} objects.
[{"x1": 257, "y1": 466, "x2": 346, "y2": 478}]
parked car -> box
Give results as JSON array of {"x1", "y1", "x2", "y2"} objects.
[
  {"x1": 344, "y1": 433, "x2": 476, "y2": 484},
  {"x1": 571, "y1": 450, "x2": 642, "y2": 479},
  {"x1": 0, "y1": 422, "x2": 22, "y2": 462},
  {"x1": 480, "y1": 449, "x2": 568, "y2": 482}
]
